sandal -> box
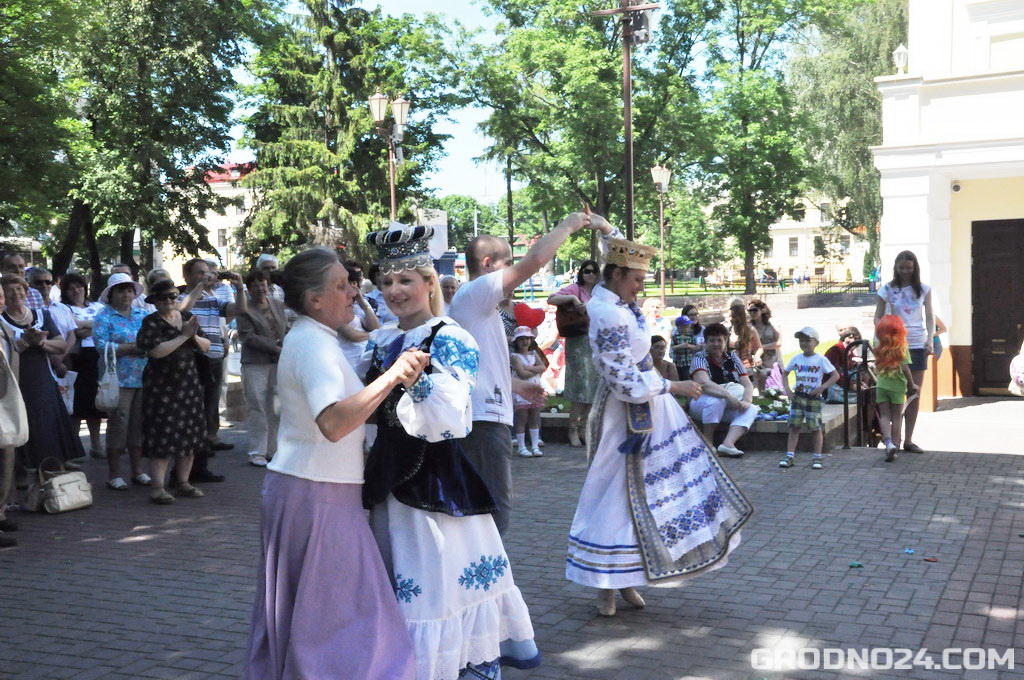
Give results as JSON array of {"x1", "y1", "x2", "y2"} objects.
[
  {"x1": 150, "y1": 489, "x2": 175, "y2": 505},
  {"x1": 175, "y1": 484, "x2": 204, "y2": 498},
  {"x1": 106, "y1": 477, "x2": 128, "y2": 490},
  {"x1": 131, "y1": 474, "x2": 152, "y2": 486}
]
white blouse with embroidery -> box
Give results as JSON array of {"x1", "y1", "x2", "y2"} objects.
[
  {"x1": 585, "y1": 227, "x2": 671, "y2": 403},
  {"x1": 360, "y1": 317, "x2": 481, "y2": 443}
]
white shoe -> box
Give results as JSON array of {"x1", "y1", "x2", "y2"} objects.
[
  {"x1": 517, "y1": 446, "x2": 533, "y2": 458},
  {"x1": 531, "y1": 446, "x2": 544, "y2": 457},
  {"x1": 716, "y1": 444, "x2": 745, "y2": 457},
  {"x1": 248, "y1": 454, "x2": 269, "y2": 467}
]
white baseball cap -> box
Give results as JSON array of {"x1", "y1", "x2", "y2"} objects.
[{"x1": 794, "y1": 326, "x2": 820, "y2": 342}]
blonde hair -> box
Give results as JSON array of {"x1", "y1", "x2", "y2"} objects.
[{"x1": 421, "y1": 267, "x2": 444, "y2": 318}]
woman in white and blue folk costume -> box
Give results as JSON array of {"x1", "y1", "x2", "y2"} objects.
[
  {"x1": 566, "y1": 214, "x2": 754, "y2": 616},
  {"x1": 359, "y1": 222, "x2": 540, "y2": 680}
]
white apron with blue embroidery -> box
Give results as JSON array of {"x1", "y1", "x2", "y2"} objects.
[
  {"x1": 360, "y1": 318, "x2": 538, "y2": 680},
  {"x1": 566, "y1": 277, "x2": 753, "y2": 590}
]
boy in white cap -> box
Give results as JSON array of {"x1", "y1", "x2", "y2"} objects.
[{"x1": 780, "y1": 327, "x2": 840, "y2": 470}]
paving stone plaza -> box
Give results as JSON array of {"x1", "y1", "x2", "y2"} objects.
[{"x1": 2, "y1": 398, "x2": 1022, "y2": 679}]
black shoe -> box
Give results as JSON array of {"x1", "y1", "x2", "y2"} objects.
[
  {"x1": 0, "y1": 533, "x2": 17, "y2": 548},
  {"x1": 190, "y1": 470, "x2": 226, "y2": 483},
  {"x1": 210, "y1": 441, "x2": 235, "y2": 451},
  {"x1": 0, "y1": 518, "x2": 19, "y2": 532},
  {"x1": 903, "y1": 442, "x2": 924, "y2": 453}
]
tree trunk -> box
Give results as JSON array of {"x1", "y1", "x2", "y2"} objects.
[
  {"x1": 505, "y1": 157, "x2": 514, "y2": 246},
  {"x1": 82, "y1": 209, "x2": 103, "y2": 299},
  {"x1": 744, "y1": 241, "x2": 756, "y2": 294},
  {"x1": 119, "y1": 231, "x2": 138, "y2": 275},
  {"x1": 593, "y1": 171, "x2": 608, "y2": 261},
  {"x1": 51, "y1": 199, "x2": 87, "y2": 277},
  {"x1": 141, "y1": 235, "x2": 154, "y2": 272}
]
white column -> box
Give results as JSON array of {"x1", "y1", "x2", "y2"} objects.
[{"x1": 878, "y1": 169, "x2": 952, "y2": 325}]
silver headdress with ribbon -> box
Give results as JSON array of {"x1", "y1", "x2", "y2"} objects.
[{"x1": 367, "y1": 221, "x2": 436, "y2": 275}]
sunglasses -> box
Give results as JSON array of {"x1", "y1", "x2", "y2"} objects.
[
  {"x1": 580, "y1": 269, "x2": 596, "y2": 275},
  {"x1": 153, "y1": 293, "x2": 178, "y2": 302},
  {"x1": 34, "y1": 280, "x2": 54, "y2": 287}
]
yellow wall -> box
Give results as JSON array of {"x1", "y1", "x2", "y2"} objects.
[{"x1": 948, "y1": 177, "x2": 1024, "y2": 346}]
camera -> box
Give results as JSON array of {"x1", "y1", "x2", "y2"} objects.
[{"x1": 217, "y1": 271, "x2": 233, "y2": 280}]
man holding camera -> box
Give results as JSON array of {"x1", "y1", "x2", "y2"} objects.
[{"x1": 179, "y1": 258, "x2": 247, "y2": 482}]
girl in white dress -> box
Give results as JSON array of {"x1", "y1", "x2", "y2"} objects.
[
  {"x1": 361, "y1": 224, "x2": 540, "y2": 680},
  {"x1": 510, "y1": 326, "x2": 546, "y2": 458}
]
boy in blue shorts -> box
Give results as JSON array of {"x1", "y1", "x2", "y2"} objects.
[{"x1": 780, "y1": 327, "x2": 840, "y2": 470}]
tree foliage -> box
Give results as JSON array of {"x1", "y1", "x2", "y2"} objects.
[
  {"x1": 468, "y1": 0, "x2": 715, "y2": 238},
  {"x1": 240, "y1": 0, "x2": 466, "y2": 262},
  {"x1": 790, "y1": 0, "x2": 908, "y2": 276}
]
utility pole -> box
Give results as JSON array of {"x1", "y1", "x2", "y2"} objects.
[{"x1": 592, "y1": 1, "x2": 659, "y2": 240}]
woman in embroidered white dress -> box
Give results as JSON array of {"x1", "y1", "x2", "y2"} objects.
[
  {"x1": 360, "y1": 224, "x2": 540, "y2": 680},
  {"x1": 566, "y1": 216, "x2": 754, "y2": 616}
]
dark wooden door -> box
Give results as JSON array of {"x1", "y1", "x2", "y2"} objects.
[{"x1": 972, "y1": 219, "x2": 1024, "y2": 390}]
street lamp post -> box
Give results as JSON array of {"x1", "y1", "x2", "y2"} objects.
[
  {"x1": 368, "y1": 92, "x2": 410, "y2": 221},
  {"x1": 651, "y1": 164, "x2": 671, "y2": 304}
]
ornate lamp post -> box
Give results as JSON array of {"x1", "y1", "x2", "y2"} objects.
[
  {"x1": 368, "y1": 92, "x2": 410, "y2": 220},
  {"x1": 651, "y1": 164, "x2": 671, "y2": 304}
]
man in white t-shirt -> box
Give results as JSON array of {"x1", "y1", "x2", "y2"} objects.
[{"x1": 449, "y1": 211, "x2": 596, "y2": 535}]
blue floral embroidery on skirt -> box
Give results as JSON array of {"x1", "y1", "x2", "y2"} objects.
[{"x1": 458, "y1": 554, "x2": 509, "y2": 591}]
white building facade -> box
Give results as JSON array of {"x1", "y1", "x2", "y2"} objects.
[{"x1": 873, "y1": 0, "x2": 1024, "y2": 398}]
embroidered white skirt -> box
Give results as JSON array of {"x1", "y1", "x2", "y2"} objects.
[
  {"x1": 566, "y1": 391, "x2": 743, "y2": 589},
  {"x1": 372, "y1": 496, "x2": 539, "y2": 680}
]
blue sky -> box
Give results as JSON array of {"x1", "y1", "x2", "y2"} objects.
[{"x1": 229, "y1": 0, "x2": 504, "y2": 202}]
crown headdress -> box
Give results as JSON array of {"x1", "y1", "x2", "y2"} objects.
[
  {"x1": 605, "y1": 238, "x2": 656, "y2": 270},
  {"x1": 367, "y1": 222, "x2": 435, "y2": 274}
]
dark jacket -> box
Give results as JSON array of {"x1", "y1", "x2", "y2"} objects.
[{"x1": 236, "y1": 300, "x2": 286, "y2": 365}]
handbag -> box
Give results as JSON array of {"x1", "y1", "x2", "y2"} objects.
[
  {"x1": 555, "y1": 303, "x2": 589, "y2": 338},
  {"x1": 0, "y1": 347, "x2": 29, "y2": 448},
  {"x1": 26, "y1": 458, "x2": 93, "y2": 513},
  {"x1": 722, "y1": 381, "x2": 746, "y2": 401},
  {"x1": 95, "y1": 342, "x2": 120, "y2": 411}
]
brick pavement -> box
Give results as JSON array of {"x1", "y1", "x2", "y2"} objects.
[{"x1": 1, "y1": 425, "x2": 1022, "y2": 680}]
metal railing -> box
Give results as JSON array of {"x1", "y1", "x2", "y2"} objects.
[
  {"x1": 842, "y1": 339, "x2": 876, "y2": 449},
  {"x1": 813, "y1": 280, "x2": 872, "y2": 295}
]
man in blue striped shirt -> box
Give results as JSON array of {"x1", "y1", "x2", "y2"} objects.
[{"x1": 179, "y1": 258, "x2": 247, "y2": 482}]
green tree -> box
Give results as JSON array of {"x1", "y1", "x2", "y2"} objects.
[
  {"x1": 700, "y1": 0, "x2": 865, "y2": 293},
  {"x1": 424, "y1": 194, "x2": 498, "y2": 252},
  {"x1": 703, "y1": 67, "x2": 807, "y2": 293},
  {"x1": 0, "y1": 0, "x2": 79, "y2": 232},
  {"x1": 72, "y1": 0, "x2": 280, "y2": 271},
  {"x1": 240, "y1": 0, "x2": 465, "y2": 261},
  {"x1": 790, "y1": 0, "x2": 908, "y2": 276},
  {"x1": 468, "y1": 0, "x2": 715, "y2": 239}
]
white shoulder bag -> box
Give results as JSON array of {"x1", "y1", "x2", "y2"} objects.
[
  {"x1": 95, "y1": 342, "x2": 120, "y2": 411},
  {"x1": 0, "y1": 343, "x2": 29, "y2": 448}
]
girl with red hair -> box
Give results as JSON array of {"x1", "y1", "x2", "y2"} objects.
[{"x1": 874, "y1": 315, "x2": 918, "y2": 461}]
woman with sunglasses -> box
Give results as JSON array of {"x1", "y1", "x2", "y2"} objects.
[
  {"x1": 547, "y1": 260, "x2": 600, "y2": 447},
  {"x1": 136, "y1": 279, "x2": 211, "y2": 504}
]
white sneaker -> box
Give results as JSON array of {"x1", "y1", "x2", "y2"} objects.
[
  {"x1": 517, "y1": 446, "x2": 533, "y2": 458},
  {"x1": 716, "y1": 444, "x2": 745, "y2": 458},
  {"x1": 531, "y1": 446, "x2": 544, "y2": 457},
  {"x1": 248, "y1": 454, "x2": 269, "y2": 467}
]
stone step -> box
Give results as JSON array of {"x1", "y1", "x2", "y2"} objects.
[{"x1": 539, "y1": 401, "x2": 862, "y2": 452}]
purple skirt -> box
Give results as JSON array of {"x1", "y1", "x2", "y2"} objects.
[{"x1": 242, "y1": 471, "x2": 415, "y2": 680}]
